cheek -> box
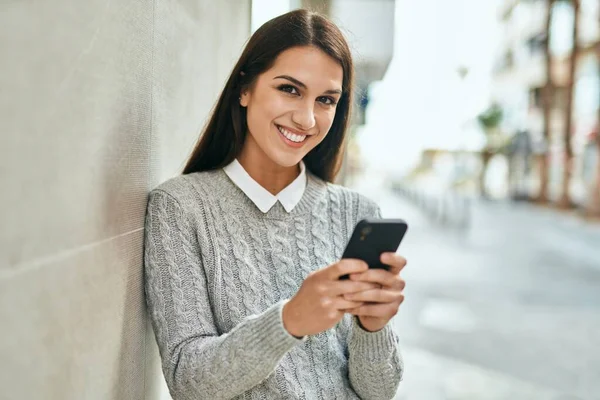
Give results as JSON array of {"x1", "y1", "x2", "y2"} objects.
[
  {"x1": 310, "y1": 113, "x2": 336, "y2": 148},
  {"x1": 316, "y1": 109, "x2": 337, "y2": 135},
  {"x1": 250, "y1": 92, "x2": 290, "y2": 125}
]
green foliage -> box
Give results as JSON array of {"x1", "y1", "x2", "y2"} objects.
[{"x1": 477, "y1": 104, "x2": 504, "y2": 131}]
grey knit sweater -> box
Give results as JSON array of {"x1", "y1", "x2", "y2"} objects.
[{"x1": 144, "y1": 169, "x2": 403, "y2": 400}]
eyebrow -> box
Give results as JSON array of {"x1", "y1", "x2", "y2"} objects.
[{"x1": 274, "y1": 75, "x2": 342, "y2": 95}]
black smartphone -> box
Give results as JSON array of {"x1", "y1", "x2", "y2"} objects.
[{"x1": 340, "y1": 218, "x2": 408, "y2": 280}]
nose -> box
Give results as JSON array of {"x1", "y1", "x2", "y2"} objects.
[{"x1": 291, "y1": 102, "x2": 316, "y2": 131}]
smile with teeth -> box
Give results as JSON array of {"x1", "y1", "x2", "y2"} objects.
[{"x1": 277, "y1": 125, "x2": 307, "y2": 143}]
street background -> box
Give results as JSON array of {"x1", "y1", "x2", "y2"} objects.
[
  {"x1": 325, "y1": 0, "x2": 600, "y2": 395},
  {"x1": 351, "y1": 172, "x2": 600, "y2": 400}
]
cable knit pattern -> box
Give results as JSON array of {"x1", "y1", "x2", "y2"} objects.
[
  {"x1": 329, "y1": 188, "x2": 345, "y2": 260},
  {"x1": 310, "y1": 194, "x2": 338, "y2": 399},
  {"x1": 155, "y1": 194, "x2": 188, "y2": 333},
  {"x1": 247, "y1": 220, "x2": 276, "y2": 307},
  {"x1": 265, "y1": 218, "x2": 299, "y2": 299},
  {"x1": 144, "y1": 169, "x2": 403, "y2": 400},
  {"x1": 224, "y1": 211, "x2": 263, "y2": 315},
  {"x1": 215, "y1": 218, "x2": 244, "y2": 326},
  {"x1": 293, "y1": 216, "x2": 312, "y2": 277},
  {"x1": 291, "y1": 216, "x2": 321, "y2": 396}
]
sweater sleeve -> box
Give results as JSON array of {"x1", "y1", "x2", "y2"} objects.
[
  {"x1": 347, "y1": 196, "x2": 404, "y2": 399},
  {"x1": 348, "y1": 316, "x2": 403, "y2": 399},
  {"x1": 144, "y1": 189, "x2": 302, "y2": 400}
]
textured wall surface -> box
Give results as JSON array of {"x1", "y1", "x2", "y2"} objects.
[{"x1": 0, "y1": 1, "x2": 250, "y2": 398}]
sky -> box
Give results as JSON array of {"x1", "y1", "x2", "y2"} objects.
[{"x1": 357, "y1": 0, "x2": 502, "y2": 175}]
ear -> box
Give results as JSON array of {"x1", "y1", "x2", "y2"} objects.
[{"x1": 239, "y1": 90, "x2": 249, "y2": 107}]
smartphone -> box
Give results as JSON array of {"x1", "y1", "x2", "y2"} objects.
[{"x1": 340, "y1": 218, "x2": 408, "y2": 280}]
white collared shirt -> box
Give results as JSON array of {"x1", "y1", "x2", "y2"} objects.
[{"x1": 223, "y1": 159, "x2": 307, "y2": 213}]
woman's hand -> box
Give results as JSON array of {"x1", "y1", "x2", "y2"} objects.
[
  {"x1": 282, "y1": 260, "x2": 381, "y2": 337},
  {"x1": 344, "y1": 253, "x2": 407, "y2": 332}
]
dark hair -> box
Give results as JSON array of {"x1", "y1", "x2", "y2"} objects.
[{"x1": 182, "y1": 9, "x2": 354, "y2": 182}]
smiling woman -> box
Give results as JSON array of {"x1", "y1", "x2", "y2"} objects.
[
  {"x1": 144, "y1": 8, "x2": 406, "y2": 400},
  {"x1": 238, "y1": 46, "x2": 344, "y2": 188},
  {"x1": 182, "y1": 9, "x2": 354, "y2": 183}
]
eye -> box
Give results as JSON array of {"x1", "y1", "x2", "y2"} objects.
[
  {"x1": 278, "y1": 84, "x2": 299, "y2": 95},
  {"x1": 318, "y1": 96, "x2": 337, "y2": 106}
]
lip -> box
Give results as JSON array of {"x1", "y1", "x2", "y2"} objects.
[
  {"x1": 277, "y1": 124, "x2": 310, "y2": 136},
  {"x1": 276, "y1": 124, "x2": 310, "y2": 149}
]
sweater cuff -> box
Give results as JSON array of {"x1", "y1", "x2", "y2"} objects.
[
  {"x1": 244, "y1": 300, "x2": 305, "y2": 362},
  {"x1": 348, "y1": 316, "x2": 398, "y2": 362}
]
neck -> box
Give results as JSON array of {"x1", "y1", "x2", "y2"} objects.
[{"x1": 237, "y1": 146, "x2": 300, "y2": 196}]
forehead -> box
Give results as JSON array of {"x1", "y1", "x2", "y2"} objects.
[{"x1": 265, "y1": 46, "x2": 343, "y2": 90}]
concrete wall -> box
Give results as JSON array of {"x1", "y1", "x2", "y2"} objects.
[
  {"x1": 0, "y1": 1, "x2": 251, "y2": 398},
  {"x1": 330, "y1": 0, "x2": 395, "y2": 83}
]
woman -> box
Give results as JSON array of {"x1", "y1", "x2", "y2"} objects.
[{"x1": 144, "y1": 9, "x2": 406, "y2": 400}]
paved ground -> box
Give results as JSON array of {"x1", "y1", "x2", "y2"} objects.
[{"x1": 350, "y1": 176, "x2": 600, "y2": 400}]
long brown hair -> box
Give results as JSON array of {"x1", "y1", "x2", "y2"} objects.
[{"x1": 182, "y1": 9, "x2": 354, "y2": 182}]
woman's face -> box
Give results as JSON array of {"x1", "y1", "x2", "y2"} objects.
[{"x1": 240, "y1": 45, "x2": 344, "y2": 169}]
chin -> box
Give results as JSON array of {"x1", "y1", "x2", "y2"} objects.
[{"x1": 269, "y1": 150, "x2": 305, "y2": 169}]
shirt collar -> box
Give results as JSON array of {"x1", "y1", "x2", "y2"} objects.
[{"x1": 223, "y1": 159, "x2": 307, "y2": 213}]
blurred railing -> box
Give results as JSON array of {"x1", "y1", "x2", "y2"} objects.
[{"x1": 392, "y1": 183, "x2": 472, "y2": 231}]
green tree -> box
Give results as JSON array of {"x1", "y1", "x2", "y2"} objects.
[{"x1": 476, "y1": 104, "x2": 504, "y2": 198}]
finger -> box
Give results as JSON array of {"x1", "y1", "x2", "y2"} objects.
[
  {"x1": 380, "y1": 253, "x2": 407, "y2": 275},
  {"x1": 348, "y1": 301, "x2": 403, "y2": 318},
  {"x1": 343, "y1": 289, "x2": 402, "y2": 303},
  {"x1": 333, "y1": 297, "x2": 365, "y2": 310},
  {"x1": 326, "y1": 259, "x2": 369, "y2": 280},
  {"x1": 351, "y1": 268, "x2": 404, "y2": 289},
  {"x1": 330, "y1": 280, "x2": 380, "y2": 296}
]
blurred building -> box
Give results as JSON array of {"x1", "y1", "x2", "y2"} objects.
[{"x1": 492, "y1": 0, "x2": 600, "y2": 205}]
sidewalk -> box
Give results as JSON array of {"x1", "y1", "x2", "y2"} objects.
[{"x1": 349, "y1": 174, "x2": 600, "y2": 400}]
